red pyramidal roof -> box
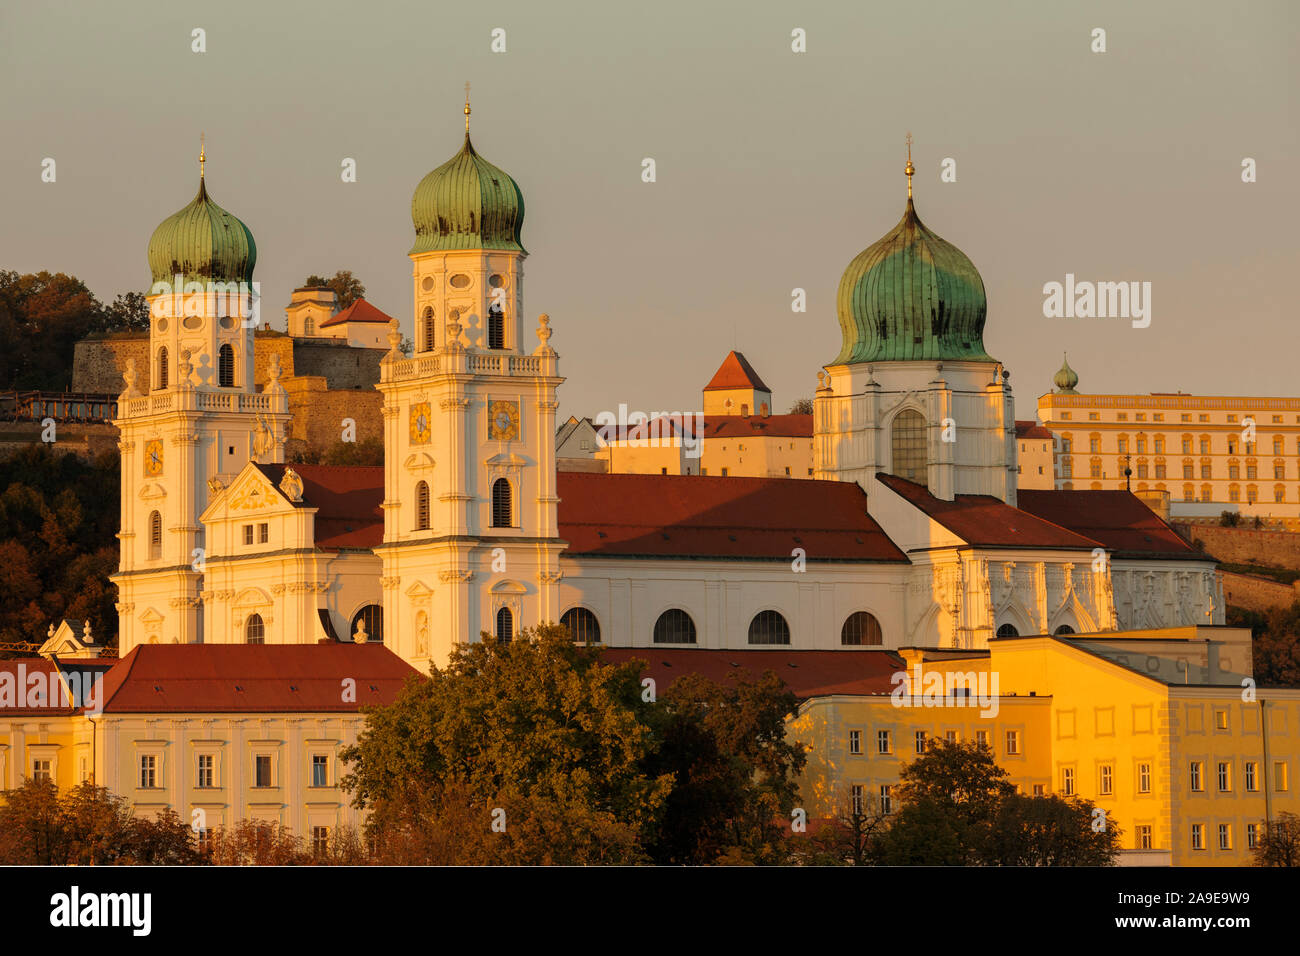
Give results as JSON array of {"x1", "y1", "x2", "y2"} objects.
[
  {"x1": 319, "y1": 297, "x2": 394, "y2": 328},
  {"x1": 704, "y1": 351, "x2": 771, "y2": 392}
]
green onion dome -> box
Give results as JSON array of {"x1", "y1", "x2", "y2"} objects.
[
  {"x1": 833, "y1": 198, "x2": 992, "y2": 364},
  {"x1": 410, "y1": 133, "x2": 525, "y2": 255},
  {"x1": 1054, "y1": 354, "x2": 1079, "y2": 393},
  {"x1": 146, "y1": 176, "x2": 256, "y2": 286}
]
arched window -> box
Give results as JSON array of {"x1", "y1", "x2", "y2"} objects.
[
  {"x1": 350, "y1": 605, "x2": 383, "y2": 645},
  {"x1": 741, "y1": 404, "x2": 749, "y2": 416},
  {"x1": 148, "y1": 510, "x2": 162, "y2": 559},
  {"x1": 218, "y1": 344, "x2": 235, "y2": 387},
  {"x1": 422, "y1": 307, "x2": 435, "y2": 352},
  {"x1": 415, "y1": 480, "x2": 430, "y2": 530},
  {"x1": 891, "y1": 409, "x2": 926, "y2": 484},
  {"x1": 1054, "y1": 624, "x2": 1075, "y2": 636},
  {"x1": 996, "y1": 623, "x2": 1019, "y2": 638},
  {"x1": 156, "y1": 347, "x2": 168, "y2": 390},
  {"x1": 246, "y1": 613, "x2": 265, "y2": 644},
  {"x1": 487, "y1": 304, "x2": 504, "y2": 350},
  {"x1": 653, "y1": 608, "x2": 696, "y2": 644},
  {"x1": 841, "y1": 611, "x2": 883, "y2": 646},
  {"x1": 495, "y1": 606, "x2": 514, "y2": 642},
  {"x1": 748, "y1": 610, "x2": 790, "y2": 645},
  {"x1": 491, "y1": 478, "x2": 512, "y2": 528},
  {"x1": 560, "y1": 607, "x2": 601, "y2": 644},
  {"x1": 305, "y1": 316, "x2": 314, "y2": 336}
]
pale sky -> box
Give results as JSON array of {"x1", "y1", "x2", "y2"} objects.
[{"x1": 2, "y1": 0, "x2": 1296, "y2": 421}]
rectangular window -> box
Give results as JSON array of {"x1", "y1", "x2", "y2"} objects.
[
  {"x1": 1181, "y1": 414, "x2": 1191, "y2": 422},
  {"x1": 1090, "y1": 438, "x2": 1100, "y2": 453},
  {"x1": 1217, "y1": 762, "x2": 1231, "y2": 792},
  {"x1": 944, "y1": 730, "x2": 958, "y2": 744},
  {"x1": 720, "y1": 467, "x2": 728, "y2": 477},
  {"x1": 32, "y1": 759, "x2": 52, "y2": 784},
  {"x1": 311, "y1": 826, "x2": 330, "y2": 858},
  {"x1": 876, "y1": 730, "x2": 892, "y2": 754},
  {"x1": 197, "y1": 827, "x2": 212, "y2": 855},
  {"x1": 975, "y1": 729, "x2": 989, "y2": 749},
  {"x1": 914, "y1": 730, "x2": 927, "y2": 754},
  {"x1": 850, "y1": 784, "x2": 864, "y2": 815},
  {"x1": 1138, "y1": 763, "x2": 1151, "y2": 794},
  {"x1": 197, "y1": 754, "x2": 214, "y2": 788},
  {"x1": 1061, "y1": 767, "x2": 1075, "y2": 796},
  {"x1": 139, "y1": 754, "x2": 156, "y2": 789},
  {"x1": 1191, "y1": 823, "x2": 1204, "y2": 850},
  {"x1": 1005, "y1": 730, "x2": 1020, "y2": 755},
  {"x1": 255, "y1": 754, "x2": 272, "y2": 788},
  {"x1": 258, "y1": 523, "x2": 269, "y2": 543},
  {"x1": 1190, "y1": 761, "x2": 1202, "y2": 792},
  {"x1": 312, "y1": 755, "x2": 328, "y2": 787},
  {"x1": 1099, "y1": 764, "x2": 1113, "y2": 796},
  {"x1": 1245, "y1": 761, "x2": 1258, "y2": 792},
  {"x1": 1218, "y1": 824, "x2": 1231, "y2": 850},
  {"x1": 243, "y1": 524, "x2": 254, "y2": 545},
  {"x1": 1247, "y1": 823, "x2": 1258, "y2": 849},
  {"x1": 879, "y1": 785, "x2": 893, "y2": 815},
  {"x1": 1032, "y1": 784, "x2": 1045, "y2": 796},
  {"x1": 1089, "y1": 413, "x2": 1100, "y2": 422},
  {"x1": 1117, "y1": 438, "x2": 1128, "y2": 454},
  {"x1": 1215, "y1": 709, "x2": 1228, "y2": 730},
  {"x1": 1202, "y1": 463, "x2": 1212, "y2": 479},
  {"x1": 1275, "y1": 761, "x2": 1289, "y2": 791},
  {"x1": 848, "y1": 730, "x2": 861, "y2": 755},
  {"x1": 1137, "y1": 825, "x2": 1152, "y2": 850}
]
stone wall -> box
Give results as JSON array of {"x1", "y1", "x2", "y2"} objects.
[
  {"x1": 1220, "y1": 571, "x2": 1300, "y2": 612},
  {"x1": 73, "y1": 332, "x2": 384, "y2": 393},
  {"x1": 68, "y1": 333, "x2": 385, "y2": 461},
  {"x1": 0, "y1": 422, "x2": 119, "y2": 461},
  {"x1": 1173, "y1": 524, "x2": 1300, "y2": 569}
]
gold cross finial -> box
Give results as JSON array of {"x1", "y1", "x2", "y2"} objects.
[
  {"x1": 904, "y1": 131, "x2": 914, "y2": 199},
  {"x1": 200, "y1": 132, "x2": 206, "y2": 180},
  {"x1": 464, "y1": 82, "x2": 471, "y2": 132}
]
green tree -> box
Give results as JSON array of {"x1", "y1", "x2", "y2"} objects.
[
  {"x1": 646, "y1": 670, "x2": 806, "y2": 864},
  {"x1": 94, "y1": 291, "x2": 151, "y2": 334},
  {"x1": 788, "y1": 398, "x2": 813, "y2": 415},
  {"x1": 303, "y1": 270, "x2": 365, "y2": 310},
  {"x1": 0, "y1": 271, "x2": 103, "y2": 390},
  {"x1": 984, "y1": 793, "x2": 1121, "y2": 865},
  {"x1": 873, "y1": 738, "x2": 1014, "y2": 864},
  {"x1": 341, "y1": 624, "x2": 672, "y2": 865}
]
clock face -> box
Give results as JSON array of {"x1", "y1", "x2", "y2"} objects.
[
  {"x1": 409, "y1": 402, "x2": 432, "y2": 445},
  {"x1": 144, "y1": 439, "x2": 164, "y2": 476},
  {"x1": 488, "y1": 400, "x2": 520, "y2": 441}
]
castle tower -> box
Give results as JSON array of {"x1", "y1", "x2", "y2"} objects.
[
  {"x1": 814, "y1": 137, "x2": 1016, "y2": 503},
  {"x1": 112, "y1": 143, "x2": 290, "y2": 650},
  {"x1": 376, "y1": 99, "x2": 564, "y2": 669}
]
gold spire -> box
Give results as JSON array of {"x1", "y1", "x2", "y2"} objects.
[
  {"x1": 904, "y1": 131, "x2": 914, "y2": 199},
  {"x1": 199, "y1": 132, "x2": 206, "y2": 180},
  {"x1": 464, "y1": 82, "x2": 471, "y2": 132}
]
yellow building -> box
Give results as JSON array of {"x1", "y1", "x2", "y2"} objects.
[
  {"x1": 789, "y1": 626, "x2": 1300, "y2": 866},
  {"x1": 1038, "y1": 357, "x2": 1300, "y2": 519},
  {"x1": 1015, "y1": 420, "x2": 1056, "y2": 490}
]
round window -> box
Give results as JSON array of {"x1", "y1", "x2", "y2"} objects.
[
  {"x1": 421, "y1": 276, "x2": 435, "y2": 292},
  {"x1": 449, "y1": 274, "x2": 471, "y2": 289}
]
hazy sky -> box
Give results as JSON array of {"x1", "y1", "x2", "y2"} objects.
[{"x1": 2, "y1": 0, "x2": 1296, "y2": 421}]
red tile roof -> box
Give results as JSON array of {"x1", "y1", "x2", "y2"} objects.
[
  {"x1": 601, "y1": 414, "x2": 812, "y2": 442},
  {"x1": 1015, "y1": 489, "x2": 1203, "y2": 559},
  {"x1": 1015, "y1": 420, "x2": 1054, "y2": 440},
  {"x1": 704, "y1": 351, "x2": 771, "y2": 392},
  {"x1": 598, "y1": 647, "x2": 904, "y2": 699},
  {"x1": 319, "y1": 298, "x2": 393, "y2": 328},
  {"x1": 98, "y1": 644, "x2": 418, "y2": 714},
  {"x1": 0, "y1": 659, "x2": 115, "y2": 715},
  {"x1": 557, "y1": 472, "x2": 908, "y2": 562},
  {"x1": 875, "y1": 474, "x2": 1099, "y2": 550},
  {"x1": 253, "y1": 463, "x2": 384, "y2": 550}
]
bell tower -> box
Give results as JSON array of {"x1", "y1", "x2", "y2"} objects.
[
  {"x1": 112, "y1": 144, "x2": 290, "y2": 651},
  {"x1": 377, "y1": 102, "x2": 564, "y2": 669}
]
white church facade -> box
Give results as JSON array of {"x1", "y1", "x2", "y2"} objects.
[{"x1": 111, "y1": 123, "x2": 1223, "y2": 671}]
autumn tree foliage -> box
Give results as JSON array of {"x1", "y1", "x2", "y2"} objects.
[
  {"x1": 302, "y1": 270, "x2": 366, "y2": 310},
  {"x1": 0, "y1": 444, "x2": 120, "y2": 652}
]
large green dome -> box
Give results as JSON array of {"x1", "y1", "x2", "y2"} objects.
[
  {"x1": 147, "y1": 177, "x2": 256, "y2": 286},
  {"x1": 833, "y1": 198, "x2": 992, "y2": 365},
  {"x1": 410, "y1": 133, "x2": 525, "y2": 255}
]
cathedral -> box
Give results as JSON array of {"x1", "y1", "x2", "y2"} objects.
[{"x1": 109, "y1": 116, "x2": 1223, "y2": 671}]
